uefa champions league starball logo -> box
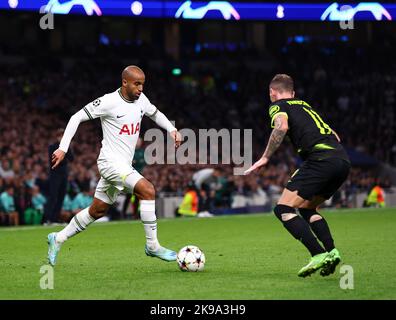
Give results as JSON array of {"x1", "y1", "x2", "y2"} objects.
[
  {"x1": 175, "y1": 1, "x2": 240, "y2": 20},
  {"x1": 43, "y1": 0, "x2": 102, "y2": 16},
  {"x1": 321, "y1": 2, "x2": 392, "y2": 21}
]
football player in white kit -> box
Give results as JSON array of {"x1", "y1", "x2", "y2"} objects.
[{"x1": 47, "y1": 66, "x2": 182, "y2": 265}]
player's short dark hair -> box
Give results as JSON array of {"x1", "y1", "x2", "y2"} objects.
[{"x1": 270, "y1": 74, "x2": 294, "y2": 93}]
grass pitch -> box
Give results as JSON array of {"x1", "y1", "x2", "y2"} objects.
[{"x1": 0, "y1": 208, "x2": 395, "y2": 300}]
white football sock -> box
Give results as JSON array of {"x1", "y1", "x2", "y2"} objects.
[
  {"x1": 140, "y1": 200, "x2": 160, "y2": 251},
  {"x1": 56, "y1": 207, "x2": 95, "y2": 243}
]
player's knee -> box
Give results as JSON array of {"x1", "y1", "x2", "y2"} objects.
[
  {"x1": 89, "y1": 209, "x2": 106, "y2": 219},
  {"x1": 89, "y1": 202, "x2": 109, "y2": 219},
  {"x1": 139, "y1": 183, "x2": 156, "y2": 200},
  {"x1": 309, "y1": 214, "x2": 322, "y2": 223},
  {"x1": 274, "y1": 204, "x2": 297, "y2": 222},
  {"x1": 299, "y1": 208, "x2": 322, "y2": 223}
]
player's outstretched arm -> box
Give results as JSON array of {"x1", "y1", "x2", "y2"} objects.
[
  {"x1": 52, "y1": 109, "x2": 91, "y2": 169},
  {"x1": 245, "y1": 114, "x2": 288, "y2": 175},
  {"x1": 149, "y1": 111, "x2": 182, "y2": 148}
]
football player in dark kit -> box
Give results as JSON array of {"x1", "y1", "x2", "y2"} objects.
[{"x1": 245, "y1": 74, "x2": 350, "y2": 277}]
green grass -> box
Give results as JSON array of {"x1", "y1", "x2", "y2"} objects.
[{"x1": 0, "y1": 208, "x2": 395, "y2": 300}]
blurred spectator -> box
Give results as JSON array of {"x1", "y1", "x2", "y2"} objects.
[
  {"x1": 0, "y1": 186, "x2": 19, "y2": 226},
  {"x1": 0, "y1": 159, "x2": 15, "y2": 179},
  {"x1": 24, "y1": 186, "x2": 46, "y2": 225},
  {"x1": 245, "y1": 178, "x2": 269, "y2": 206},
  {"x1": 60, "y1": 193, "x2": 73, "y2": 223},
  {"x1": 364, "y1": 184, "x2": 386, "y2": 208},
  {"x1": 192, "y1": 168, "x2": 217, "y2": 190},
  {"x1": 176, "y1": 183, "x2": 199, "y2": 217},
  {"x1": 192, "y1": 167, "x2": 231, "y2": 210},
  {"x1": 207, "y1": 168, "x2": 232, "y2": 209},
  {"x1": 71, "y1": 187, "x2": 94, "y2": 215},
  {"x1": 43, "y1": 129, "x2": 74, "y2": 224}
]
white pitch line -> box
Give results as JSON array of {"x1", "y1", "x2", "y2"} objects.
[
  {"x1": 0, "y1": 214, "x2": 267, "y2": 232},
  {"x1": 0, "y1": 220, "x2": 133, "y2": 232},
  {"x1": 0, "y1": 208, "x2": 389, "y2": 232}
]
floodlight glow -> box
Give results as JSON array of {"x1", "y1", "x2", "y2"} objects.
[{"x1": 131, "y1": 1, "x2": 143, "y2": 15}]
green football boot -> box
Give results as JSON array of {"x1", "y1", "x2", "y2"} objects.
[
  {"x1": 298, "y1": 252, "x2": 329, "y2": 278},
  {"x1": 320, "y1": 248, "x2": 341, "y2": 277}
]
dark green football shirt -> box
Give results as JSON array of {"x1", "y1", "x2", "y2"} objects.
[{"x1": 268, "y1": 98, "x2": 349, "y2": 162}]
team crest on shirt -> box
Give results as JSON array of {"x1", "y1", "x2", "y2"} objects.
[
  {"x1": 93, "y1": 99, "x2": 101, "y2": 107},
  {"x1": 269, "y1": 105, "x2": 280, "y2": 117}
]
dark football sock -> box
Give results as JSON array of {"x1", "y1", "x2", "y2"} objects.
[
  {"x1": 283, "y1": 216, "x2": 326, "y2": 256},
  {"x1": 310, "y1": 219, "x2": 335, "y2": 252}
]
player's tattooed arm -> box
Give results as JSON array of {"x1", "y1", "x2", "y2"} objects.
[
  {"x1": 244, "y1": 114, "x2": 288, "y2": 175},
  {"x1": 263, "y1": 114, "x2": 288, "y2": 159}
]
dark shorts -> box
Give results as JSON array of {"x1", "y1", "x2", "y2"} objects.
[{"x1": 286, "y1": 158, "x2": 351, "y2": 200}]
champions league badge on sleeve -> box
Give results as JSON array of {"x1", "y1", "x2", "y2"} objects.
[{"x1": 93, "y1": 99, "x2": 101, "y2": 107}]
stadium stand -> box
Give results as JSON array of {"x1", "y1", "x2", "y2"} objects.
[{"x1": 0, "y1": 14, "x2": 395, "y2": 224}]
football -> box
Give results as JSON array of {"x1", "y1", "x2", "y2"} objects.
[{"x1": 176, "y1": 245, "x2": 206, "y2": 272}]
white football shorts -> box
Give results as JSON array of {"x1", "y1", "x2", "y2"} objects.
[{"x1": 94, "y1": 160, "x2": 143, "y2": 204}]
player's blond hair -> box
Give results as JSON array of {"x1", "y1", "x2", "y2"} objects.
[{"x1": 270, "y1": 74, "x2": 294, "y2": 93}]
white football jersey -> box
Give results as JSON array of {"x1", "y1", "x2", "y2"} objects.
[{"x1": 83, "y1": 88, "x2": 157, "y2": 166}]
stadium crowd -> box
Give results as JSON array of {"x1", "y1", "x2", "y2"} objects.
[{"x1": 0, "y1": 39, "x2": 395, "y2": 225}]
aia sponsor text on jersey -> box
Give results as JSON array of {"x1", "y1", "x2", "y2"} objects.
[{"x1": 119, "y1": 123, "x2": 140, "y2": 135}]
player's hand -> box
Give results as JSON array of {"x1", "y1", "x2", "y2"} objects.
[
  {"x1": 244, "y1": 157, "x2": 269, "y2": 175},
  {"x1": 51, "y1": 149, "x2": 66, "y2": 169},
  {"x1": 170, "y1": 130, "x2": 182, "y2": 148}
]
